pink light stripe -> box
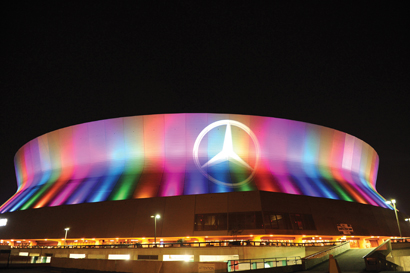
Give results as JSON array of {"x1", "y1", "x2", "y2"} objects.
[
  {"x1": 161, "y1": 114, "x2": 186, "y2": 196},
  {"x1": 49, "y1": 180, "x2": 81, "y2": 207}
]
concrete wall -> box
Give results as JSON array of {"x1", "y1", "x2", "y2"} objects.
[
  {"x1": 1, "y1": 191, "x2": 409, "y2": 240},
  {"x1": 51, "y1": 258, "x2": 227, "y2": 273},
  {"x1": 387, "y1": 248, "x2": 410, "y2": 271},
  {"x1": 305, "y1": 246, "x2": 333, "y2": 257},
  {"x1": 10, "y1": 245, "x2": 306, "y2": 261}
]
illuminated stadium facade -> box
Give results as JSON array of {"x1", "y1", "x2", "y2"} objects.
[{"x1": 0, "y1": 113, "x2": 409, "y2": 248}]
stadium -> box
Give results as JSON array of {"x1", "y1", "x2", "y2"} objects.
[{"x1": 0, "y1": 114, "x2": 409, "y2": 269}]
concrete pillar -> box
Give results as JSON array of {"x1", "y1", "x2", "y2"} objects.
[
  {"x1": 358, "y1": 238, "x2": 367, "y2": 249},
  {"x1": 328, "y1": 254, "x2": 341, "y2": 273}
]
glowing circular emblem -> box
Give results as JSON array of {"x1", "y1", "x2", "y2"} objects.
[{"x1": 193, "y1": 120, "x2": 260, "y2": 187}]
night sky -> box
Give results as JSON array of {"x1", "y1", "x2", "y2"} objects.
[{"x1": 1, "y1": 2, "x2": 409, "y2": 215}]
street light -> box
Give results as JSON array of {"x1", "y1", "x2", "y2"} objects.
[
  {"x1": 150, "y1": 214, "x2": 160, "y2": 246},
  {"x1": 64, "y1": 227, "x2": 70, "y2": 246},
  {"x1": 386, "y1": 199, "x2": 402, "y2": 238}
]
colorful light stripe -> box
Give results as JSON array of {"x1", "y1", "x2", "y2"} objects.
[{"x1": 0, "y1": 114, "x2": 390, "y2": 213}]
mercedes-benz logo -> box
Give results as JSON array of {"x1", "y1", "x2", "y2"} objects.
[{"x1": 193, "y1": 120, "x2": 260, "y2": 187}]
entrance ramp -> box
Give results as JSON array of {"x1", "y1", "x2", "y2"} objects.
[
  {"x1": 301, "y1": 248, "x2": 374, "y2": 272},
  {"x1": 226, "y1": 242, "x2": 371, "y2": 273},
  {"x1": 227, "y1": 249, "x2": 372, "y2": 273}
]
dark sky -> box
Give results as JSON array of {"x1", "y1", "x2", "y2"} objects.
[{"x1": 1, "y1": 2, "x2": 409, "y2": 215}]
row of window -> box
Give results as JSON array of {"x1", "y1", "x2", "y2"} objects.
[
  {"x1": 66, "y1": 254, "x2": 236, "y2": 262},
  {"x1": 194, "y1": 212, "x2": 316, "y2": 231}
]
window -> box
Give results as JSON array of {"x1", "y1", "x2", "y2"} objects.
[
  {"x1": 264, "y1": 212, "x2": 316, "y2": 230},
  {"x1": 108, "y1": 254, "x2": 130, "y2": 260},
  {"x1": 200, "y1": 255, "x2": 239, "y2": 262},
  {"x1": 302, "y1": 214, "x2": 316, "y2": 230},
  {"x1": 228, "y1": 212, "x2": 264, "y2": 230},
  {"x1": 289, "y1": 213, "x2": 316, "y2": 230},
  {"x1": 263, "y1": 213, "x2": 290, "y2": 229},
  {"x1": 69, "y1": 254, "x2": 86, "y2": 259},
  {"x1": 194, "y1": 213, "x2": 227, "y2": 231},
  {"x1": 290, "y1": 214, "x2": 304, "y2": 230}
]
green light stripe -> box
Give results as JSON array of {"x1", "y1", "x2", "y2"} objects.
[
  {"x1": 20, "y1": 183, "x2": 53, "y2": 210},
  {"x1": 318, "y1": 167, "x2": 353, "y2": 201},
  {"x1": 110, "y1": 174, "x2": 140, "y2": 201}
]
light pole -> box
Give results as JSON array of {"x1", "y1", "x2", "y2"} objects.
[
  {"x1": 64, "y1": 227, "x2": 70, "y2": 246},
  {"x1": 386, "y1": 199, "x2": 402, "y2": 238},
  {"x1": 150, "y1": 214, "x2": 160, "y2": 246}
]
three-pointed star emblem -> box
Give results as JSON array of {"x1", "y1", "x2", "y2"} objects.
[
  {"x1": 200, "y1": 123, "x2": 253, "y2": 170},
  {"x1": 193, "y1": 120, "x2": 260, "y2": 187}
]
